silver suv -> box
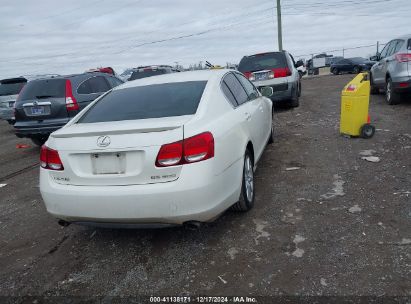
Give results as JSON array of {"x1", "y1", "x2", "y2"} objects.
[
  {"x1": 238, "y1": 51, "x2": 302, "y2": 107},
  {"x1": 370, "y1": 34, "x2": 411, "y2": 104}
]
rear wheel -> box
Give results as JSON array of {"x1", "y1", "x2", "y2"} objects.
[
  {"x1": 332, "y1": 68, "x2": 339, "y2": 75},
  {"x1": 31, "y1": 136, "x2": 47, "y2": 146},
  {"x1": 290, "y1": 83, "x2": 300, "y2": 107},
  {"x1": 232, "y1": 150, "x2": 255, "y2": 212},
  {"x1": 353, "y1": 66, "x2": 361, "y2": 74},
  {"x1": 385, "y1": 77, "x2": 401, "y2": 105}
]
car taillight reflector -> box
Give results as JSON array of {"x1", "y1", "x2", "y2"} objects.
[
  {"x1": 40, "y1": 145, "x2": 64, "y2": 170},
  {"x1": 156, "y1": 141, "x2": 183, "y2": 166},
  {"x1": 155, "y1": 132, "x2": 214, "y2": 167},
  {"x1": 65, "y1": 79, "x2": 79, "y2": 111},
  {"x1": 395, "y1": 53, "x2": 411, "y2": 62},
  {"x1": 184, "y1": 132, "x2": 214, "y2": 163}
]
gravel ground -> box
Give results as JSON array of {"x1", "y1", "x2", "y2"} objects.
[{"x1": 0, "y1": 75, "x2": 410, "y2": 302}]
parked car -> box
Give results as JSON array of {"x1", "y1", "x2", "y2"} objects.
[
  {"x1": 0, "y1": 77, "x2": 27, "y2": 124},
  {"x1": 87, "y1": 67, "x2": 116, "y2": 75},
  {"x1": 370, "y1": 34, "x2": 411, "y2": 105},
  {"x1": 127, "y1": 65, "x2": 178, "y2": 81},
  {"x1": 39, "y1": 69, "x2": 274, "y2": 227},
  {"x1": 331, "y1": 57, "x2": 376, "y2": 75},
  {"x1": 14, "y1": 72, "x2": 123, "y2": 146},
  {"x1": 238, "y1": 51, "x2": 302, "y2": 107}
]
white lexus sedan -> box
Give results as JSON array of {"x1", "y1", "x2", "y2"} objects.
[{"x1": 39, "y1": 69, "x2": 274, "y2": 227}]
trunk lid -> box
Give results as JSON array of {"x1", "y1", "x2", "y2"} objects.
[{"x1": 49, "y1": 116, "x2": 192, "y2": 186}]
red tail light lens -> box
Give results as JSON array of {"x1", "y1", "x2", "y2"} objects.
[
  {"x1": 156, "y1": 141, "x2": 183, "y2": 167},
  {"x1": 40, "y1": 145, "x2": 64, "y2": 170},
  {"x1": 395, "y1": 53, "x2": 411, "y2": 62},
  {"x1": 272, "y1": 67, "x2": 291, "y2": 78},
  {"x1": 65, "y1": 79, "x2": 79, "y2": 111},
  {"x1": 156, "y1": 132, "x2": 214, "y2": 167},
  {"x1": 184, "y1": 132, "x2": 214, "y2": 163}
]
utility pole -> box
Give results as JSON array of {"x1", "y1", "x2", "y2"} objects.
[{"x1": 276, "y1": 0, "x2": 283, "y2": 51}]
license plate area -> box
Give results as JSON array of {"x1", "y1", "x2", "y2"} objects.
[
  {"x1": 91, "y1": 152, "x2": 126, "y2": 175},
  {"x1": 24, "y1": 105, "x2": 51, "y2": 116},
  {"x1": 254, "y1": 72, "x2": 269, "y2": 81}
]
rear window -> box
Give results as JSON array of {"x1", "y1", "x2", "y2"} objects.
[
  {"x1": 0, "y1": 79, "x2": 26, "y2": 96},
  {"x1": 18, "y1": 79, "x2": 66, "y2": 101},
  {"x1": 408, "y1": 39, "x2": 411, "y2": 50},
  {"x1": 128, "y1": 69, "x2": 167, "y2": 81},
  {"x1": 78, "y1": 81, "x2": 207, "y2": 123},
  {"x1": 238, "y1": 53, "x2": 287, "y2": 73}
]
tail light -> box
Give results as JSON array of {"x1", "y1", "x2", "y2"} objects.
[
  {"x1": 65, "y1": 79, "x2": 79, "y2": 111},
  {"x1": 272, "y1": 67, "x2": 292, "y2": 78},
  {"x1": 156, "y1": 132, "x2": 214, "y2": 167},
  {"x1": 40, "y1": 145, "x2": 64, "y2": 170},
  {"x1": 395, "y1": 53, "x2": 411, "y2": 62}
]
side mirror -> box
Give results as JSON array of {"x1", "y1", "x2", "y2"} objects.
[
  {"x1": 295, "y1": 60, "x2": 304, "y2": 68},
  {"x1": 260, "y1": 86, "x2": 273, "y2": 98}
]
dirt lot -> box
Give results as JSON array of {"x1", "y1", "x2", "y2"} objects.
[{"x1": 0, "y1": 75, "x2": 410, "y2": 301}]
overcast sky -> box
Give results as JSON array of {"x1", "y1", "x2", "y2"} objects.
[{"x1": 0, "y1": 0, "x2": 410, "y2": 78}]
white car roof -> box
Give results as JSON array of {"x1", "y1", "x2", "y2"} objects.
[{"x1": 117, "y1": 69, "x2": 231, "y2": 90}]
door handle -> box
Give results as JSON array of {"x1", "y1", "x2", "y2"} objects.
[{"x1": 245, "y1": 112, "x2": 251, "y2": 120}]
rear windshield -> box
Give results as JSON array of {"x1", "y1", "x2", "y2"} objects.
[
  {"x1": 238, "y1": 53, "x2": 287, "y2": 73},
  {"x1": 18, "y1": 79, "x2": 66, "y2": 101},
  {"x1": 0, "y1": 80, "x2": 26, "y2": 96},
  {"x1": 128, "y1": 69, "x2": 167, "y2": 81},
  {"x1": 78, "y1": 81, "x2": 207, "y2": 123}
]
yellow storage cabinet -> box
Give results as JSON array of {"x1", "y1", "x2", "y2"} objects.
[{"x1": 340, "y1": 73, "x2": 375, "y2": 138}]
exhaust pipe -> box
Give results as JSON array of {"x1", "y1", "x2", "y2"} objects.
[
  {"x1": 58, "y1": 219, "x2": 71, "y2": 227},
  {"x1": 183, "y1": 221, "x2": 202, "y2": 230}
]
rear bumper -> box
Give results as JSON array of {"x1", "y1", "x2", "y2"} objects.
[
  {"x1": 40, "y1": 157, "x2": 243, "y2": 225},
  {"x1": 392, "y1": 78, "x2": 411, "y2": 93},
  {"x1": 257, "y1": 84, "x2": 293, "y2": 102},
  {"x1": 14, "y1": 119, "x2": 69, "y2": 138}
]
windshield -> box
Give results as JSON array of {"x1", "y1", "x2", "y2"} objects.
[
  {"x1": 78, "y1": 81, "x2": 207, "y2": 123},
  {"x1": 18, "y1": 79, "x2": 66, "y2": 101},
  {"x1": 238, "y1": 53, "x2": 287, "y2": 72},
  {"x1": 0, "y1": 81, "x2": 26, "y2": 96}
]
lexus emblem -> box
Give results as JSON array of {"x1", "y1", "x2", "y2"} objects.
[{"x1": 97, "y1": 135, "x2": 111, "y2": 147}]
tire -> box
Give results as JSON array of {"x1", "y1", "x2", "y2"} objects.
[
  {"x1": 268, "y1": 110, "x2": 274, "y2": 145},
  {"x1": 290, "y1": 83, "x2": 300, "y2": 108},
  {"x1": 31, "y1": 137, "x2": 47, "y2": 146},
  {"x1": 332, "y1": 68, "x2": 339, "y2": 75},
  {"x1": 385, "y1": 77, "x2": 401, "y2": 105},
  {"x1": 353, "y1": 66, "x2": 361, "y2": 74},
  {"x1": 298, "y1": 81, "x2": 302, "y2": 97},
  {"x1": 369, "y1": 73, "x2": 379, "y2": 95},
  {"x1": 360, "y1": 124, "x2": 375, "y2": 139},
  {"x1": 232, "y1": 150, "x2": 255, "y2": 212}
]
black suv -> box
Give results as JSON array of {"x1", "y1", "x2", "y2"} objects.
[
  {"x1": 14, "y1": 72, "x2": 123, "y2": 145},
  {"x1": 127, "y1": 65, "x2": 178, "y2": 81}
]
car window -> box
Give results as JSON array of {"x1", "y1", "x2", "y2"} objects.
[
  {"x1": 408, "y1": 39, "x2": 411, "y2": 50},
  {"x1": 221, "y1": 81, "x2": 238, "y2": 107},
  {"x1": 380, "y1": 41, "x2": 392, "y2": 58},
  {"x1": 106, "y1": 76, "x2": 123, "y2": 88},
  {"x1": 77, "y1": 81, "x2": 207, "y2": 123},
  {"x1": 393, "y1": 40, "x2": 405, "y2": 54},
  {"x1": 0, "y1": 79, "x2": 26, "y2": 96},
  {"x1": 17, "y1": 79, "x2": 66, "y2": 101},
  {"x1": 223, "y1": 73, "x2": 248, "y2": 105},
  {"x1": 234, "y1": 73, "x2": 259, "y2": 100},
  {"x1": 238, "y1": 52, "x2": 287, "y2": 73},
  {"x1": 78, "y1": 76, "x2": 110, "y2": 94},
  {"x1": 386, "y1": 41, "x2": 398, "y2": 57}
]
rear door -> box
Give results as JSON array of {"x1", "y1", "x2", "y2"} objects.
[
  {"x1": 373, "y1": 41, "x2": 395, "y2": 85},
  {"x1": 15, "y1": 78, "x2": 68, "y2": 123}
]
